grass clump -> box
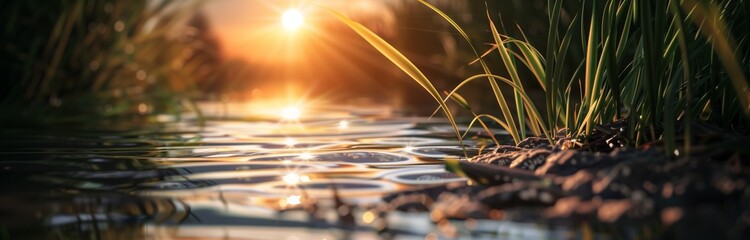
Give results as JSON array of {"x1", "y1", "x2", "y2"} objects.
[{"x1": 328, "y1": 0, "x2": 750, "y2": 155}]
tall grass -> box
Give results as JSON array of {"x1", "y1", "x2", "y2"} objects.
[
  {"x1": 329, "y1": 0, "x2": 750, "y2": 154},
  {"x1": 0, "y1": 0, "x2": 212, "y2": 124}
]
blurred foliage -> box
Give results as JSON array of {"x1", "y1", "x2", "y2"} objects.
[{"x1": 0, "y1": 0, "x2": 219, "y2": 124}]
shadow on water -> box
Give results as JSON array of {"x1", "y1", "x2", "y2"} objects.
[{"x1": 0, "y1": 104, "x2": 661, "y2": 239}]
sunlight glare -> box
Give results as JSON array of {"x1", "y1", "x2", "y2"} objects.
[{"x1": 281, "y1": 9, "x2": 304, "y2": 31}]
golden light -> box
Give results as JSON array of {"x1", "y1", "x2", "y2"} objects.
[
  {"x1": 338, "y1": 120, "x2": 349, "y2": 130},
  {"x1": 281, "y1": 9, "x2": 304, "y2": 31},
  {"x1": 403, "y1": 146, "x2": 414, "y2": 152},
  {"x1": 281, "y1": 106, "x2": 301, "y2": 120}
]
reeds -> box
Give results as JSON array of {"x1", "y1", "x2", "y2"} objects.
[{"x1": 331, "y1": 0, "x2": 750, "y2": 154}]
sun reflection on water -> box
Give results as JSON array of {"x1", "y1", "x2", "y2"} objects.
[
  {"x1": 285, "y1": 195, "x2": 301, "y2": 205},
  {"x1": 282, "y1": 172, "x2": 310, "y2": 185},
  {"x1": 338, "y1": 120, "x2": 349, "y2": 130},
  {"x1": 284, "y1": 137, "x2": 297, "y2": 148},
  {"x1": 403, "y1": 146, "x2": 414, "y2": 152},
  {"x1": 281, "y1": 195, "x2": 302, "y2": 207},
  {"x1": 298, "y1": 152, "x2": 314, "y2": 160}
]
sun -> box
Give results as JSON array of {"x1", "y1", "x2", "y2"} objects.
[
  {"x1": 281, "y1": 9, "x2": 304, "y2": 31},
  {"x1": 281, "y1": 106, "x2": 301, "y2": 120}
]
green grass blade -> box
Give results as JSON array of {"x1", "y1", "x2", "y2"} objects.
[
  {"x1": 682, "y1": 0, "x2": 750, "y2": 116},
  {"x1": 577, "y1": 0, "x2": 600, "y2": 137},
  {"x1": 668, "y1": 0, "x2": 692, "y2": 157},
  {"x1": 546, "y1": 0, "x2": 563, "y2": 137},
  {"x1": 321, "y1": 7, "x2": 465, "y2": 147},
  {"x1": 489, "y1": 12, "x2": 551, "y2": 141},
  {"x1": 418, "y1": 0, "x2": 521, "y2": 143}
]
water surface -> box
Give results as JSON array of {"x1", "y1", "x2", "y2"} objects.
[{"x1": 0, "y1": 103, "x2": 609, "y2": 239}]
